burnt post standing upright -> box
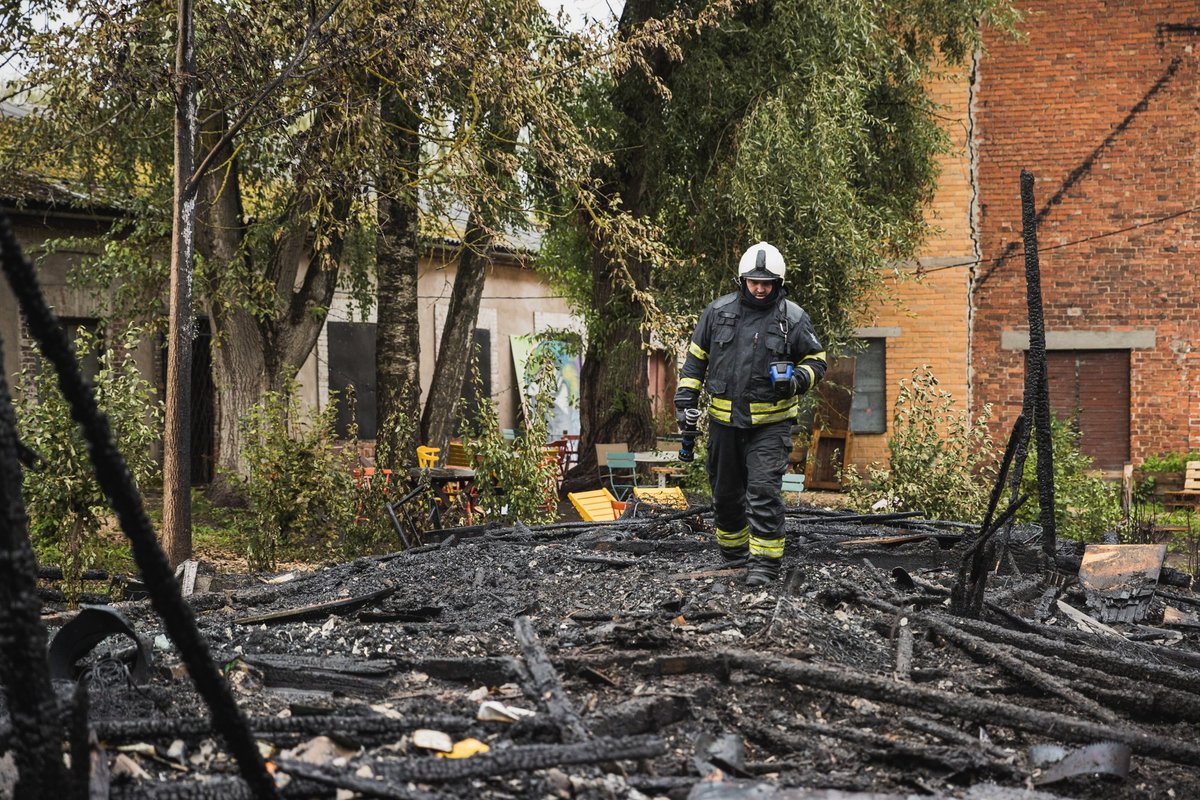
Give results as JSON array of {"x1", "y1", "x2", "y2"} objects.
[
  {"x1": 0, "y1": 355, "x2": 67, "y2": 797},
  {"x1": 1019, "y1": 170, "x2": 1057, "y2": 560}
]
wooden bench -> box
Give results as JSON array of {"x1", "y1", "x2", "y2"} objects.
[{"x1": 1165, "y1": 461, "x2": 1200, "y2": 511}]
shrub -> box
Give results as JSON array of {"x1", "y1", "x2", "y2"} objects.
[
  {"x1": 844, "y1": 367, "x2": 996, "y2": 522},
  {"x1": 1140, "y1": 451, "x2": 1200, "y2": 474},
  {"x1": 233, "y1": 377, "x2": 356, "y2": 570},
  {"x1": 1017, "y1": 415, "x2": 1121, "y2": 542},
  {"x1": 18, "y1": 329, "x2": 160, "y2": 606},
  {"x1": 463, "y1": 344, "x2": 560, "y2": 525}
]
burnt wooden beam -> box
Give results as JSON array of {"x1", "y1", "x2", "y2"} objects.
[
  {"x1": 851, "y1": 589, "x2": 1119, "y2": 723},
  {"x1": 952, "y1": 615, "x2": 1200, "y2": 693},
  {"x1": 233, "y1": 586, "x2": 396, "y2": 625},
  {"x1": 86, "y1": 713, "x2": 475, "y2": 745},
  {"x1": 0, "y1": 313, "x2": 69, "y2": 797},
  {"x1": 743, "y1": 719, "x2": 1021, "y2": 779},
  {"x1": 1019, "y1": 170, "x2": 1057, "y2": 560},
  {"x1": 514, "y1": 616, "x2": 588, "y2": 742},
  {"x1": 0, "y1": 210, "x2": 277, "y2": 798},
  {"x1": 273, "y1": 759, "x2": 439, "y2": 799},
  {"x1": 590, "y1": 539, "x2": 707, "y2": 555},
  {"x1": 236, "y1": 653, "x2": 394, "y2": 696},
  {"x1": 371, "y1": 735, "x2": 667, "y2": 782},
  {"x1": 723, "y1": 648, "x2": 1200, "y2": 768}
]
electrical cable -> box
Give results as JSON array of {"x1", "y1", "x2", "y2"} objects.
[{"x1": 918, "y1": 203, "x2": 1199, "y2": 275}]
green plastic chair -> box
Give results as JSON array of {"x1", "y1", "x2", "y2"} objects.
[{"x1": 602, "y1": 451, "x2": 639, "y2": 500}]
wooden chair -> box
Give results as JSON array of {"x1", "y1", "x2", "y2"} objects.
[
  {"x1": 632, "y1": 486, "x2": 687, "y2": 508},
  {"x1": 602, "y1": 451, "x2": 639, "y2": 501},
  {"x1": 352, "y1": 467, "x2": 394, "y2": 523},
  {"x1": 1165, "y1": 461, "x2": 1200, "y2": 511},
  {"x1": 569, "y1": 488, "x2": 620, "y2": 522}
]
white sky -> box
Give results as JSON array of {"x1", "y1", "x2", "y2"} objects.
[{"x1": 539, "y1": 0, "x2": 623, "y2": 29}]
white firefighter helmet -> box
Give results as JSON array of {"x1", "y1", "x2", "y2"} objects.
[{"x1": 737, "y1": 242, "x2": 785, "y2": 284}]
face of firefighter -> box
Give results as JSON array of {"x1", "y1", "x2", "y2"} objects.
[{"x1": 744, "y1": 278, "x2": 778, "y2": 300}]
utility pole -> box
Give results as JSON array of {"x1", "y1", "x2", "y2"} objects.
[{"x1": 162, "y1": 0, "x2": 198, "y2": 567}]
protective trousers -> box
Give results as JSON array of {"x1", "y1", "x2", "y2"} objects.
[{"x1": 706, "y1": 419, "x2": 791, "y2": 562}]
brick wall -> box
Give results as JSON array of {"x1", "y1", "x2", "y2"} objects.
[
  {"x1": 850, "y1": 63, "x2": 975, "y2": 471},
  {"x1": 974, "y1": 0, "x2": 1199, "y2": 465}
]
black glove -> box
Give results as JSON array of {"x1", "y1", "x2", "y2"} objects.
[
  {"x1": 676, "y1": 407, "x2": 701, "y2": 431},
  {"x1": 794, "y1": 368, "x2": 812, "y2": 396}
]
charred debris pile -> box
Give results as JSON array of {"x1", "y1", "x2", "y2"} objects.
[
  {"x1": 5, "y1": 176, "x2": 1200, "y2": 799},
  {"x1": 8, "y1": 501, "x2": 1200, "y2": 800}
]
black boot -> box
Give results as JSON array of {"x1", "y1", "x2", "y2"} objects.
[
  {"x1": 719, "y1": 545, "x2": 749, "y2": 566},
  {"x1": 745, "y1": 555, "x2": 781, "y2": 587}
]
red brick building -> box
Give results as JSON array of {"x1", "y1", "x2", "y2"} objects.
[
  {"x1": 973, "y1": 0, "x2": 1199, "y2": 470},
  {"x1": 845, "y1": 1, "x2": 1198, "y2": 478}
]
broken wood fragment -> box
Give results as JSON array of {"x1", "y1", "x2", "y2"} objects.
[
  {"x1": 722, "y1": 648, "x2": 1200, "y2": 767},
  {"x1": 514, "y1": 616, "x2": 588, "y2": 742},
  {"x1": 233, "y1": 586, "x2": 397, "y2": 626},
  {"x1": 237, "y1": 653, "x2": 394, "y2": 696},
  {"x1": 371, "y1": 735, "x2": 667, "y2": 782},
  {"x1": 567, "y1": 553, "x2": 640, "y2": 568}
]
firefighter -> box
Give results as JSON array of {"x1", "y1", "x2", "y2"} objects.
[{"x1": 674, "y1": 242, "x2": 827, "y2": 587}]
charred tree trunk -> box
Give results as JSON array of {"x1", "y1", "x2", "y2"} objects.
[
  {"x1": 420, "y1": 213, "x2": 491, "y2": 451},
  {"x1": 375, "y1": 92, "x2": 422, "y2": 467},
  {"x1": 1019, "y1": 170, "x2": 1056, "y2": 559}
]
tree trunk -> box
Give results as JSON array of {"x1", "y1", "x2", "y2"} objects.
[
  {"x1": 571, "y1": 244, "x2": 655, "y2": 487},
  {"x1": 420, "y1": 213, "x2": 491, "y2": 451},
  {"x1": 161, "y1": 0, "x2": 197, "y2": 565},
  {"x1": 570, "y1": 0, "x2": 670, "y2": 486},
  {"x1": 375, "y1": 91, "x2": 422, "y2": 467},
  {"x1": 196, "y1": 110, "x2": 345, "y2": 504}
]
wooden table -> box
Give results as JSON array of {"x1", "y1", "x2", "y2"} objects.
[{"x1": 634, "y1": 450, "x2": 683, "y2": 487}]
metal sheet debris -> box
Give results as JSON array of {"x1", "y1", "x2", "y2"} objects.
[
  {"x1": 1078, "y1": 544, "x2": 1167, "y2": 623},
  {"x1": 1029, "y1": 741, "x2": 1131, "y2": 785},
  {"x1": 46, "y1": 606, "x2": 152, "y2": 684}
]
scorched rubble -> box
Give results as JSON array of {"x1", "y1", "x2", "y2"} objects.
[{"x1": 8, "y1": 506, "x2": 1200, "y2": 799}]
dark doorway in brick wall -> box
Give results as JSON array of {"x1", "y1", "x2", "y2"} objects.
[{"x1": 1043, "y1": 349, "x2": 1130, "y2": 471}]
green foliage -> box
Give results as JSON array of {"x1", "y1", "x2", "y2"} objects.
[
  {"x1": 462, "y1": 343, "x2": 560, "y2": 526},
  {"x1": 544, "y1": 0, "x2": 1020, "y2": 352},
  {"x1": 844, "y1": 367, "x2": 995, "y2": 522},
  {"x1": 1140, "y1": 451, "x2": 1200, "y2": 474},
  {"x1": 18, "y1": 329, "x2": 161, "y2": 606},
  {"x1": 1018, "y1": 416, "x2": 1121, "y2": 543},
  {"x1": 233, "y1": 378, "x2": 356, "y2": 570}
]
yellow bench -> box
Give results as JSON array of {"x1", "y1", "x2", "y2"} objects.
[{"x1": 569, "y1": 488, "x2": 621, "y2": 522}]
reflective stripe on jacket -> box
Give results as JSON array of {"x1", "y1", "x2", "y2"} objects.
[{"x1": 674, "y1": 291, "x2": 827, "y2": 428}]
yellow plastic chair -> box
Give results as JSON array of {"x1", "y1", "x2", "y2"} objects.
[
  {"x1": 417, "y1": 446, "x2": 441, "y2": 469},
  {"x1": 568, "y1": 488, "x2": 619, "y2": 522},
  {"x1": 632, "y1": 486, "x2": 688, "y2": 509}
]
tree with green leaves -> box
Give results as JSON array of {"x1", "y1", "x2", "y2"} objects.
[
  {"x1": 542, "y1": 0, "x2": 1017, "y2": 481},
  {"x1": 0, "y1": 0, "x2": 624, "y2": 555}
]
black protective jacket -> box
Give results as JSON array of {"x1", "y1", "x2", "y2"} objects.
[{"x1": 674, "y1": 289, "x2": 827, "y2": 428}]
